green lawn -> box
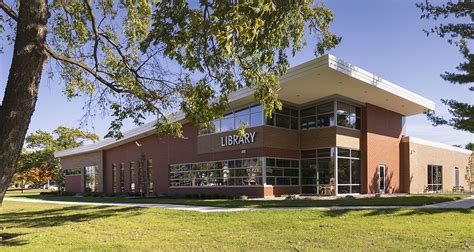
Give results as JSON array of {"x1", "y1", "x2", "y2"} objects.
[
  {"x1": 0, "y1": 200, "x2": 472, "y2": 250},
  {"x1": 5, "y1": 190, "x2": 467, "y2": 208}
]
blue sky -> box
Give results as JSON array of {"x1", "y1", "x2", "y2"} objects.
[{"x1": 0, "y1": 0, "x2": 472, "y2": 146}]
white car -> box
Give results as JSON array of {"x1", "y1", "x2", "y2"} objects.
[{"x1": 49, "y1": 185, "x2": 59, "y2": 191}]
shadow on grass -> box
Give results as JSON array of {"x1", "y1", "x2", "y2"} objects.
[
  {"x1": 0, "y1": 233, "x2": 28, "y2": 246},
  {"x1": 320, "y1": 207, "x2": 473, "y2": 218},
  {"x1": 0, "y1": 205, "x2": 140, "y2": 247}
]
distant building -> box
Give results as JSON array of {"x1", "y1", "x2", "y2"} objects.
[{"x1": 55, "y1": 55, "x2": 472, "y2": 197}]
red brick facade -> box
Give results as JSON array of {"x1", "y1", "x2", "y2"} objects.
[{"x1": 361, "y1": 104, "x2": 403, "y2": 194}]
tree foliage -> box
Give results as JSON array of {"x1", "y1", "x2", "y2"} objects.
[
  {"x1": 14, "y1": 126, "x2": 99, "y2": 186},
  {"x1": 0, "y1": 0, "x2": 340, "y2": 138},
  {"x1": 417, "y1": 0, "x2": 473, "y2": 133}
]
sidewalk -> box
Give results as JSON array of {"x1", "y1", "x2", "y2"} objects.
[{"x1": 4, "y1": 195, "x2": 474, "y2": 213}]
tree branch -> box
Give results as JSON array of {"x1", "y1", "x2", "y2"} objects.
[
  {"x1": 44, "y1": 45, "x2": 124, "y2": 93},
  {"x1": 84, "y1": 0, "x2": 100, "y2": 71},
  {"x1": 0, "y1": 0, "x2": 18, "y2": 21}
]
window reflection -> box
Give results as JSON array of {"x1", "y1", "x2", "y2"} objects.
[
  {"x1": 84, "y1": 165, "x2": 99, "y2": 192},
  {"x1": 199, "y1": 104, "x2": 263, "y2": 135},
  {"x1": 337, "y1": 148, "x2": 361, "y2": 194},
  {"x1": 169, "y1": 158, "x2": 263, "y2": 187}
]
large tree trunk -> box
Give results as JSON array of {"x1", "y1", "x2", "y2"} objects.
[{"x1": 0, "y1": 0, "x2": 49, "y2": 205}]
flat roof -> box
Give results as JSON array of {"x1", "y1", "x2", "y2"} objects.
[
  {"x1": 55, "y1": 54, "x2": 436, "y2": 158},
  {"x1": 403, "y1": 136, "x2": 472, "y2": 154}
]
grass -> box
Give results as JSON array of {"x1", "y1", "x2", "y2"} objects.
[
  {"x1": 5, "y1": 190, "x2": 467, "y2": 208},
  {"x1": 0, "y1": 200, "x2": 473, "y2": 250}
]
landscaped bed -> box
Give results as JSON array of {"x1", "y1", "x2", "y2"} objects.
[
  {"x1": 0, "y1": 199, "x2": 472, "y2": 250},
  {"x1": 5, "y1": 189, "x2": 467, "y2": 208}
]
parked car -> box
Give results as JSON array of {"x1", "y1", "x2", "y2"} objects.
[{"x1": 49, "y1": 185, "x2": 59, "y2": 191}]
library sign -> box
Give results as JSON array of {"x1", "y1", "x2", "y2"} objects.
[{"x1": 220, "y1": 132, "x2": 256, "y2": 147}]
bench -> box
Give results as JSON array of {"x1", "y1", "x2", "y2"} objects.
[{"x1": 452, "y1": 186, "x2": 464, "y2": 193}]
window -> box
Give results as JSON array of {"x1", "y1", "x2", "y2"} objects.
[
  {"x1": 169, "y1": 158, "x2": 263, "y2": 187},
  {"x1": 337, "y1": 148, "x2": 361, "y2": 194},
  {"x1": 65, "y1": 168, "x2": 81, "y2": 176},
  {"x1": 147, "y1": 159, "x2": 153, "y2": 193},
  {"x1": 130, "y1": 162, "x2": 136, "y2": 192},
  {"x1": 427, "y1": 165, "x2": 443, "y2": 192},
  {"x1": 120, "y1": 163, "x2": 125, "y2": 193},
  {"x1": 266, "y1": 104, "x2": 299, "y2": 130},
  {"x1": 300, "y1": 148, "x2": 336, "y2": 195},
  {"x1": 266, "y1": 158, "x2": 299, "y2": 186},
  {"x1": 199, "y1": 104, "x2": 263, "y2": 135},
  {"x1": 317, "y1": 102, "x2": 335, "y2": 128},
  {"x1": 84, "y1": 165, "x2": 99, "y2": 192},
  {"x1": 336, "y1": 102, "x2": 360, "y2": 129},
  {"x1": 112, "y1": 164, "x2": 117, "y2": 193},
  {"x1": 300, "y1": 101, "x2": 335, "y2": 130}
]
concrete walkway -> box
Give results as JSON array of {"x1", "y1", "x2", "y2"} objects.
[{"x1": 4, "y1": 195, "x2": 474, "y2": 213}]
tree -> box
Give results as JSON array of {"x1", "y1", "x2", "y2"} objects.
[
  {"x1": 0, "y1": 0, "x2": 340, "y2": 204},
  {"x1": 14, "y1": 126, "x2": 98, "y2": 193},
  {"x1": 417, "y1": 0, "x2": 473, "y2": 133}
]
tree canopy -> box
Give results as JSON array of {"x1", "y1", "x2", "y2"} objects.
[
  {"x1": 0, "y1": 0, "x2": 340, "y2": 202},
  {"x1": 1, "y1": 0, "x2": 340, "y2": 138},
  {"x1": 14, "y1": 126, "x2": 99, "y2": 187},
  {"x1": 417, "y1": 0, "x2": 473, "y2": 133}
]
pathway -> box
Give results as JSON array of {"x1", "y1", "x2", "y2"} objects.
[{"x1": 4, "y1": 195, "x2": 474, "y2": 213}]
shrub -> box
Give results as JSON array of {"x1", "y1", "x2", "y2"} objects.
[{"x1": 239, "y1": 195, "x2": 248, "y2": 200}]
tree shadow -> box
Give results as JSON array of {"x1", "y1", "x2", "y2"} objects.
[
  {"x1": 0, "y1": 205, "x2": 140, "y2": 247},
  {"x1": 319, "y1": 207, "x2": 472, "y2": 218},
  {"x1": 0, "y1": 232, "x2": 28, "y2": 246}
]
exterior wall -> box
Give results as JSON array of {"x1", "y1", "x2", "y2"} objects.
[
  {"x1": 64, "y1": 176, "x2": 82, "y2": 193},
  {"x1": 404, "y1": 141, "x2": 471, "y2": 193},
  {"x1": 361, "y1": 104, "x2": 403, "y2": 194},
  {"x1": 60, "y1": 151, "x2": 103, "y2": 193},
  {"x1": 197, "y1": 125, "x2": 300, "y2": 154},
  {"x1": 103, "y1": 123, "x2": 301, "y2": 197}
]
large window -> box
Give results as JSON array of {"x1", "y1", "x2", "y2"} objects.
[
  {"x1": 112, "y1": 164, "x2": 117, "y2": 193},
  {"x1": 130, "y1": 161, "x2": 136, "y2": 192},
  {"x1": 337, "y1": 148, "x2": 361, "y2": 194},
  {"x1": 266, "y1": 105, "x2": 299, "y2": 130},
  {"x1": 84, "y1": 165, "x2": 99, "y2": 192},
  {"x1": 120, "y1": 163, "x2": 125, "y2": 192},
  {"x1": 337, "y1": 102, "x2": 361, "y2": 129},
  {"x1": 301, "y1": 148, "x2": 336, "y2": 194},
  {"x1": 265, "y1": 158, "x2": 300, "y2": 186},
  {"x1": 147, "y1": 159, "x2": 153, "y2": 193},
  {"x1": 169, "y1": 158, "x2": 263, "y2": 187},
  {"x1": 427, "y1": 165, "x2": 443, "y2": 192},
  {"x1": 199, "y1": 104, "x2": 263, "y2": 135},
  {"x1": 300, "y1": 101, "x2": 335, "y2": 130}
]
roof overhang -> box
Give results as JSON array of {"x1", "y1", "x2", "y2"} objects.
[{"x1": 276, "y1": 55, "x2": 435, "y2": 115}]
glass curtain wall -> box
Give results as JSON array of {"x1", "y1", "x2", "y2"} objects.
[
  {"x1": 199, "y1": 104, "x2": 263, "y2": 135},
  {"x1": 337, "y1": 148, "x2": 361, "y2": 194},
  {"x1": 170, "y1": 158, "x2": 263, "y2": 187},
  {"x1": 265, "y1": 158, "x2": 300, "y2": 186},
  {"x1": 300, "y1": 148, "x2": 336, "y2": 195},
  {"x1": 266, "y1": 105, "x2": 299, "y2": 130}
]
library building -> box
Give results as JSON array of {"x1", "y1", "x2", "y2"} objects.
[{"x1": 55, "y1": 55, "x2": 472, "y2": 197}]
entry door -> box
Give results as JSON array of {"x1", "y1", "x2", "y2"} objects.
[{"x1": 378, "y1": 164, "x2": 386, "y2": 193}]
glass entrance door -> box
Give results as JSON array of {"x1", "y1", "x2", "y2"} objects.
[{"x1": 378, "y1": 164, "x2": 386, "y2": 193}]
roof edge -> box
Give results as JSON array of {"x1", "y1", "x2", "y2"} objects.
[
  {"x1": 403, "y1": 136, "x2": 472, "y2": 154},
  {"x1": 327, "y1": 55, "x2": 436, "y2": 112}
]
